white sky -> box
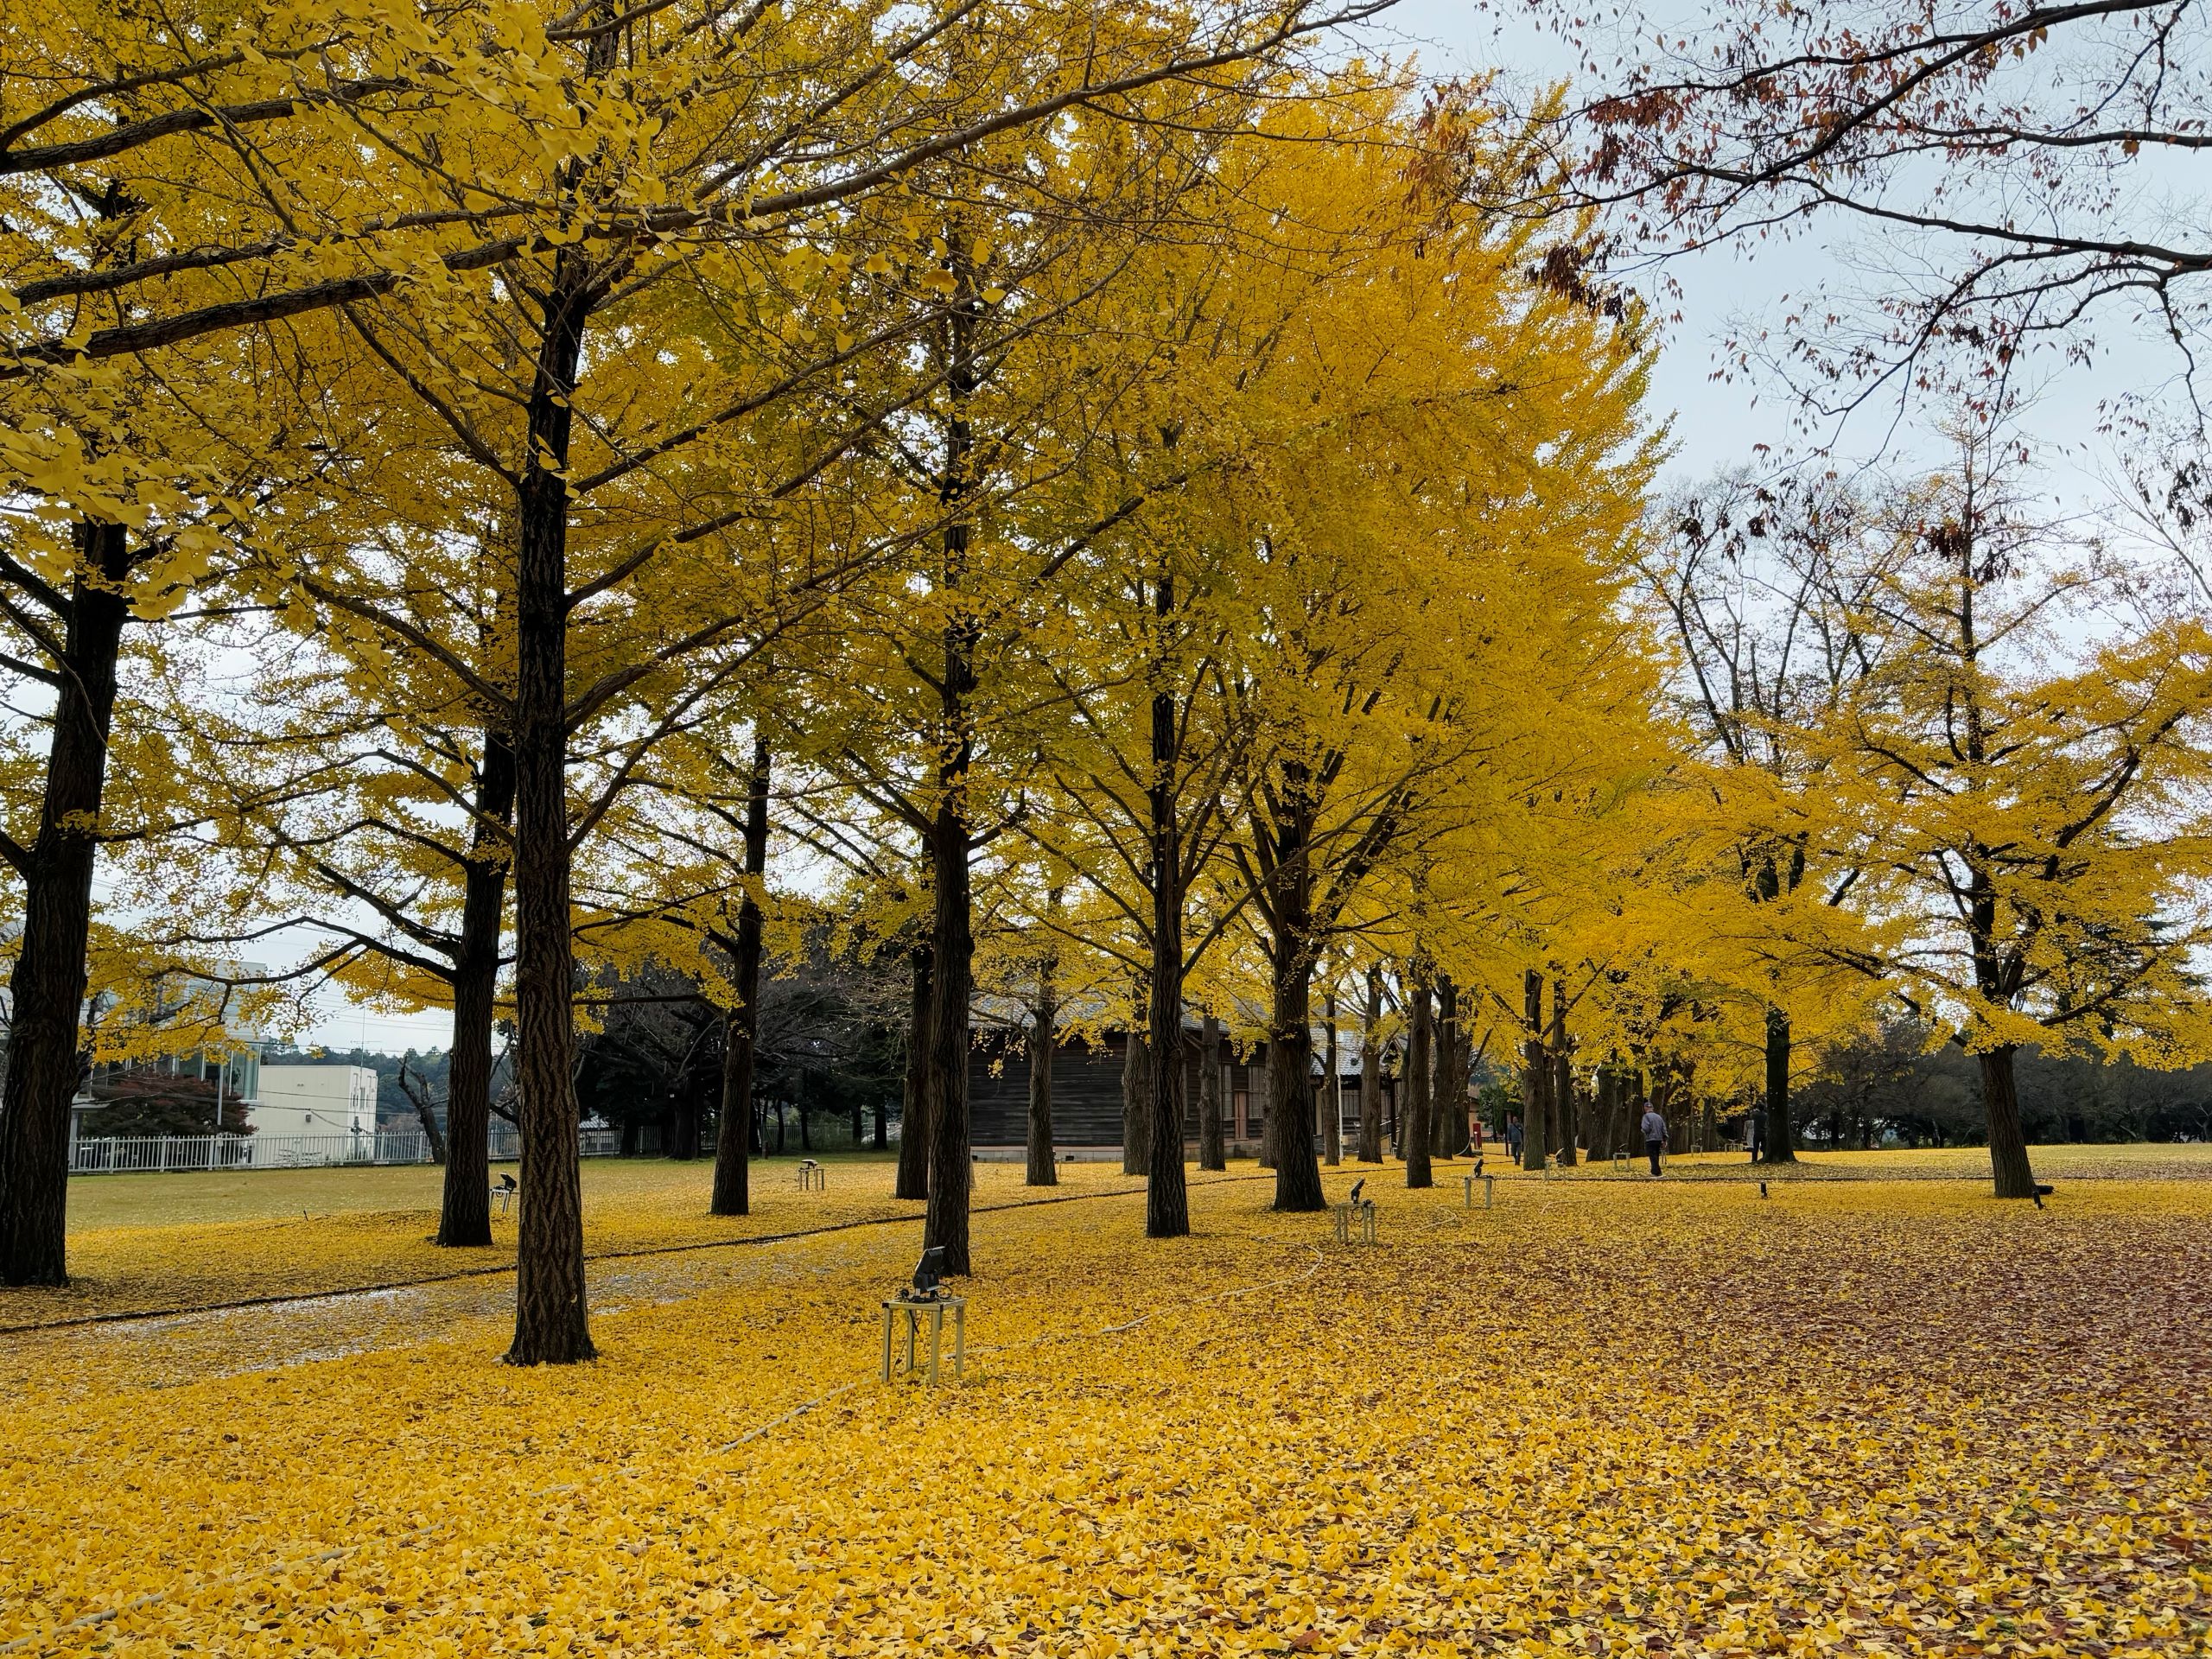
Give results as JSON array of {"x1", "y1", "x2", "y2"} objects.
[{"x1": 291, "y1": 0, "x2": 2196, "y2": 1052}]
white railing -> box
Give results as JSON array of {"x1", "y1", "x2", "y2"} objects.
[{"x1": 71, "y1": 1126, "x2": 625, "y2": 1173}]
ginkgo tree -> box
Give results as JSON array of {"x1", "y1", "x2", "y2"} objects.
[
  {"x1": 1807, "y1": 423, "x2": 2212, "y2": 1198},
  {"x1": 3, "y1": 0, "x2": 1398, "y2": 1332}
]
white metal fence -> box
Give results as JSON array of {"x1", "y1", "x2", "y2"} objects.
[{"x1": 70, "y1": 1126, "x2": 623, "y2": 1173}]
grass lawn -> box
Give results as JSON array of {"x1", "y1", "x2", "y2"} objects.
[
  {"x1": 0, "y1": 1157, "x2": 2205, "y2": 1657},
  {"x1": 7, "y1": 1155, "x2": 1164, "y2": 1329}
]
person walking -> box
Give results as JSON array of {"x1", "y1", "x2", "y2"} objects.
[
  {"x1": 1640, "y1": 1104, "x2": 1667, "y2": 1177},
  {"x1": 1505, "y1": 1112, "x2": 1523, "y2": 1163}
]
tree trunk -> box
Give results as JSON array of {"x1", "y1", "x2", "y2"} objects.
[
  {"x1": 1322, "y1": 992, "x2": 1342, "y2": 1166},
  {"x1": 505, "y1": 272, "x2": 594, "y2": 1367},
  {"x1": 1357, "y1": 967, "x2": 1383, "y2": 1163},
  {"x1": 874, "y1": 1096, "x2": 887, "y2": 1150},
  {"x1": 710, "y1": 737, "x2": 771, "y2": 1217},
  {"x1": 1197, "y1": 1013, "x2": 1226, "y2": 1171},
  {"x1": 1268, "y1": 969, "x2": 1325, "y2": 1210},
  {"x1": 1145, "y1": 576, "x2": 1191, "y2": 1237},
  {"x1": 1404, "y1": 971, "x2": 1433, "y2": 1188},
  {"x1": 896, "y1": 942, "x2": 931, "y2": 1199},
  {"x1": 1432, "y1": 976, "x2": 1459, "y2": 1160},
  {"x1": 1551, "y1": 978, "x2": 1577, "y2": 1167},
  {"x1": 1760, "y1": 1003, "x2": 1797, "y2": 1163},
  {"x1": 0, "y1": 520, "x2": 132, "y2": 1286},
  {"x1": 1120, "y1": 1014, "x2": 1151, "y2": 1177},
  {"x1": 438, "y1": 728, "x2": 515, "y2": 1247},
  {"x1": 1980, "y1": 1045, "x2": 2038, "y2": 1198},
  {"x1": 1026, "y1": 978, "x2": 1057, "y2": 1186},
  {"x1": 1520, "y1": 969, "x2": 1548, "y2": 1170},
  {"x1": 922, "y1": 800, "x2": 974, "y2": 1271},
  {"x1": 1263, "y1": 795, "x2": 1325, "y2": 1212}
]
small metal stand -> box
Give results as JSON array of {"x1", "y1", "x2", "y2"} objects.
[
  {"x1": 1613, "y1": 1152, "x2": 1630, "y2": 1174},
  {"x1": 880, "y1": 1294, "x2": 964, "y2": 1385},
  {"x1": 797, "y1": 1161, "x2": 826, "y2": 1192},
  {"x1": 1332, "y1": 1199, "x2": 1376, "y2": 1244},
  {"x1": 1462, "y1": 1173, "x2": 1495, "y2": 1210}
]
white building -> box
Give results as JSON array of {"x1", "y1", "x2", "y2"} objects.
[{"x1": 248, "y1": 1065, "x2": 380, "y2": 1141}]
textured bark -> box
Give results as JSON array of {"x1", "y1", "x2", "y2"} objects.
[
  {"x1": 1267, "y1": 967, "x2": 1325, "y2": 1209},
  {"x1": 1520, "y1": 969, "x2": 1548, "y2": 1170},
  {"x1": 1145, "y1": 573, "x2": 1191, "y2": 1237},
  {"x1": 1760, "y1": 1003, "x2": 1798, "y2": 1163},
  {"x1": 1026, "y1": 975, "x2": 1057, "y2": 1186},
  {"x1": 1322, "y1": 993, "x2": 1342, "y2": 1166},
  {"x1": 1592, "y1": 1071, "x2": 1628, "y2": 1159},
  {"x1": 1357, "y1": 967, "x2": 1383, "y2": 1163},
  {"x1": 896, "y1": 943, "x2": 931, "y2": 1200},
  {"x1": 1120, "y1": 1014, "x2": 1151, "y2": 1177},
  {"x1": 1197, "y1": 1014, "x2": 1226, "y2": 1170},
  {"x1": 1432, "y1": 976, "x2": 1459, "y2": 1159},
  {"x1": 1552, "y1": 979, "x2": 1577, "y2": 1166},
  {"x1": 505, "y1": 268, "x2": 594, "y2": 1367},
  {"x1": 1980, "y1": 1045, "x2": 2039, "y2": 1198},
  {"x1": 1403, "y1": 972, "x2": 1433, "y2": 1189},
  {"x1": 921, "y1": 807, "x2": 973, "y2": 1273},
  {"x1": 1257, "y1": 1039, "x2": 1278, "y2": 1170},
  {"x1": 920, "y1": 247, "x2": 979, "y2": 1276},
  {"x1": 0, "y1": 519, "x2": 131, "y2": 1287},
  {"x1": 709, "y1": 736, "x2": 771, "y2": 1217},
  {"x1": 438, "y1": 728, "x2": 515, "y2": 1247}
]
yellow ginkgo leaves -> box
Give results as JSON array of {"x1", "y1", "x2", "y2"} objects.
[{"x1": 1, "y1": 1160, "x2": 2207, "y2": 1656}]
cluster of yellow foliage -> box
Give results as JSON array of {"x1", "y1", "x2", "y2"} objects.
[{"x1": 2, "y1": 1168, "x2": 2205, "y2": 1656}]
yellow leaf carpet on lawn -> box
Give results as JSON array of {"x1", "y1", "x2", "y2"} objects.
[
  {"x1": 1, "y1": 1174, "x2": 2206, "y2": 1657},
  {"x1": 0, "y1": 1160, "x2": 1159, "y2": 1329}
]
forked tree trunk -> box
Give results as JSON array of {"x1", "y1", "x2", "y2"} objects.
[
  {"x1": 1357, "y1": 968, "x2": 1383, "y2": 1163},
  {"x1": 1520, "y1": 969, "x2": 1548, "y2": 1171},
  {"x1": 438, "y1": 728, "x2": 516, "y2": 1247},
  {"x1": 896, "y1": 942, "x2": 931, "y2": 1199},
  {"x1": 0, "y1": 520, "x2": 132, "y2": 1287},
  {"x1": 1980, "y1": 1044, "x2": 2038, "y2": 1198},
  {"x1": 1760, "y1": 1003, "x2": 1797, "y2": 1163},
  {"x1": 709, "y1": 736, "x2": 771, "y2": 1217},
  {"x1": 1403, "y1": 972, "x2": 1433, "y2": 1189},
  {"x1": 1026, "y1": 977, "x2": 1057, "y2": 1187},
  {"x1": 1197, "y1": 1014, "x2": 1226, "y2": 1172},
  {"x1": 505, "y1": 270, "x2": 595, "y2": 1367}
]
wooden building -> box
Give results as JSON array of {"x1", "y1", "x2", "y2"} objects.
[{"x1": 967, "y1": 1030, "x2": 1397, "y2": 1154}]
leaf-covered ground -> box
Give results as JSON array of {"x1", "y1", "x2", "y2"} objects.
[
  {"x1": 2, "y1": 1171, "x2": 2206, "y2": 1657},
  {"x1": 0, "y1": 1158, "x2": 1170, "y2": 1329}
]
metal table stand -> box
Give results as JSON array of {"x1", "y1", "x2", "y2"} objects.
[{"x1": 880, "y1": 1294, "x2": 965, "y2": 1385}]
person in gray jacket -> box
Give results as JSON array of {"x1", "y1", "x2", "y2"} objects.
[{"x1": 1640, "y1": 1107, "x2": 1667, "y2": 1176}]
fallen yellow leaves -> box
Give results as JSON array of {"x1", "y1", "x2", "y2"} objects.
[
  {"x1": 1, "y1": 1171, "x2": 2207, "y2": 1657},
  {"x1": 0, "y1": 1159, "x2": 1162, "y2": 1329}
]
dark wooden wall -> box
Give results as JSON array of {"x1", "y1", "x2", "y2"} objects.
[{"x1": 968, "y1": 1033, "x2": 1385, "y2": 1148}]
